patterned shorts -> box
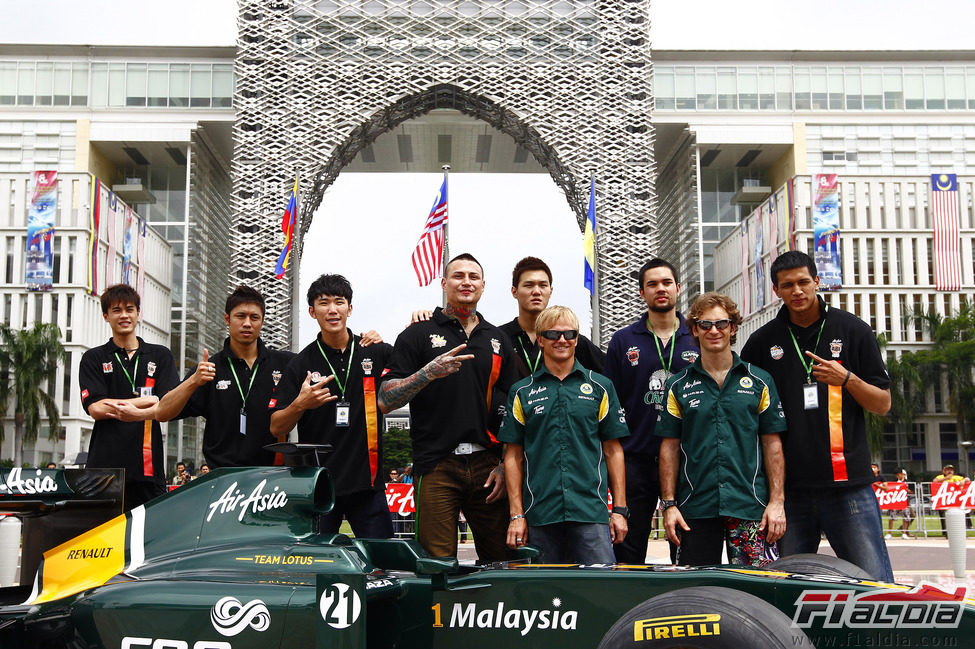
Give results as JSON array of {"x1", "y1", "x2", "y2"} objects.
[{"x1": 723, "y1": 517, "x2": 779, "y2": 567}]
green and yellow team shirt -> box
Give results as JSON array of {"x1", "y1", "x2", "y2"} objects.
[
  {"x1": 655, "y1": 353, "x2": 787, "y2": 521},
  {"x1": 499, "y1": 361, "x2": 629, "y2": 526}
]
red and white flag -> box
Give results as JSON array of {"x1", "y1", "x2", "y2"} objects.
[
  {"x1": 931, "y1": 173, "x2": 961, "y2": 291},
  {"x1": 412, "y1": 176, "x2": 448, "y2": 286}
]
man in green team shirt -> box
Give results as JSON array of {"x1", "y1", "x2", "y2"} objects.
[{"x1": 500, "y1": 305, "x2": 629, "y2": 564}]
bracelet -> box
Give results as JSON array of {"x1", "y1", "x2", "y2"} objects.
[
  {"x1": 842, "y1": 369, "x2": 851, "y2": 387},
  {"x1": 509, "y1": 514, "x2": 525, "y2": 522}
]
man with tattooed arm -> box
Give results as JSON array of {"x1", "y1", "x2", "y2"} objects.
[{"x1": 379, "y1": 253, "x2": 518, "y2": 560}]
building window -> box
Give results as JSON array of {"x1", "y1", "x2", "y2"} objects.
[
  {"x1": 65, "y1": 294, "x2": 73, "y2": 343},
  {"x1": 0, "y1": 62, "x2": 14, "y2": 105},
  {"x1": 126, "y1": 63, "x2": 147, "y2": 107},
  {"x1": 5, "y1": 236, "x2": 14, "y2": 283},
  {"x1": 62, "y1": 351, "x2": 71, "y2": 415}
]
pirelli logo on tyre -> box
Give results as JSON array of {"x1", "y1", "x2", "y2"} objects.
[{"x1": 633, "y1": 613, "x2": 721, "y2": 641}]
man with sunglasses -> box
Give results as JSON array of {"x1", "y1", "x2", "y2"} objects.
[
  {"x1": 500, "y1": 306, "x2": 629, "y2": 563},
  {"x1": 740, "y1": 251, "x2": 893, "y2": 581},
  {"x1": 657, "y1": 293, "x2": 786, "y2": 567},
  {"x1": 604, "y1": 258, "x2": 699, "y2": 563}
]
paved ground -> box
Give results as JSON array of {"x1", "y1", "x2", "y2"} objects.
[{"x1": 458, "y1": 535, "x2": 975, "y2": 586}]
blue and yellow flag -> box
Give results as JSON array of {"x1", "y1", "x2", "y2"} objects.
[
  {"x1": 274, "y1": 178, "x2": 298, "y2": 279},
  {"x1": 583, "y1": 177, "x2": 596, "y2": 294}
]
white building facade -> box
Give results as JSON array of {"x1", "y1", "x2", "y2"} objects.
[
  {"x1": 0, "y1": 171, "x2": 172, "y2": 466},
  {"x1": 654, "y1": 50, "x2": 975, "y2": 475},
  {"x1": 0, "y1": 45, "x2": 235, "y2": 471}
]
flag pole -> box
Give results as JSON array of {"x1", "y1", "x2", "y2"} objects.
[
  {"x1": 441, "y1": 164, "x2": 450, "y2": 308},
  {"x1": 290, "y1": 168, "x2": 301, "y2": 351}
]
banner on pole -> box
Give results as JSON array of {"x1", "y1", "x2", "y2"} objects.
[
  {"x1": 812, "y1": 174, "x2": 842, "y2": 290},
  {"x1": 26, "y1": 170, "x2": 57, "y2": 291},
  {"x1": 122, "y1": 206, "x2": 135, "y2": 286}
]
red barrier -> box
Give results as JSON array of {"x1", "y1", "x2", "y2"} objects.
[{"x1": 871, "y1": 482, "x2": 909, "y2": 510}]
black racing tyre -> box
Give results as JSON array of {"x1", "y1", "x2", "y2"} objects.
[
  {"x1": 766, "y1": 553, "x2": 872, "y2": 580},
  {"x1": 597, "y1": 586, "x2": 809, "y2": 649}
]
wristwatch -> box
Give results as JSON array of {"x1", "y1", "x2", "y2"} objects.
[
  {"x1": 659, "y1": 499, "x2": 677, "y2": 510},
  {"x1": 611, "y1": 506, "x2": 630, "y2": 520}
]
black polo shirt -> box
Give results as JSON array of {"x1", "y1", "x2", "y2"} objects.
[
  {"x1": 498, "y1": 317, "x2": 605, "y2": 379},
  {"x1": 174, "y1": 338, "x2": 294, "y2": 468},
  {"x1": 740, "y1": 297, "x2": 891, "y2": 490},
  {"x1": 274, "y1": 331, "x2": 391, "y2": 496},
  {"x1": 79, "y1": 337, "x2": 179, "y2": 484},
  {"x1": 385, "y1": 308, "x2": 518, "y2": 476}
]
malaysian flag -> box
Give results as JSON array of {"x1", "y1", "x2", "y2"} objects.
[
  {"x1": 412, "y1": 176, "x2": 448, "y2": 286},
  {"x1": 931, "y1": 173, "x2": 961, "y2": 291}
]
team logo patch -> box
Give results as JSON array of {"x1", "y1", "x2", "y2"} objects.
[
  {"x1": 216, "y1": 380, "x2": 232, "y2": 390},
  {"x1": 491, "y1": 338, "x2": 501, "y2": 355},
  {"x1": 147, "y1": 361, "x2": 157, "y2": 377},
  {"x1": 272, "y1": 370, "x2": 282, "y2": 386},
  {"x1": 102, "y1": 362, "x2": 113, "y2": 373},
  {"x1": 361, "y1": 359, "x2": 373, "y2": 375},
  {"x1": 739, "y1": 377, "x2": 753, "y2": 389},
  {"x1": 770, "y1": 345, "x2": 784, "y2": 360},
  {"x1": 311, "y1": 371, "x2": 322, "y2": 383},
  {"x1": 681, "y1": 350, "x2": 699, "y2": 362},
  {"x1": 210, "y1": 596, "x2": 270, "y2": 636},
  {"x1": 626, "y1": 346, "x2": 640, "y2": 366},
  {"x1": 268, "y1": 398, "x2": 277, "y2": 408},
  {"x1": 430, "y1": 334, "x2": 447, "y2": 348},
  {"x1": 580, "y1": 383, "x2": 593, "y2": 395},
  {"x1": 81, "y1": 388, "x2": 89, "y2": 400},
  {"x1": 381, "y1": 368, "x2": 390, "y2": 376},
  {"x1": 830, "y1": 339, "x2": 843, "y2": 358}
]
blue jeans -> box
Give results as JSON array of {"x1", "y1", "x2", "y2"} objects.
[
  {"x1": 528, "y1": 522, "x2": 615, "y2": 564},
  {"x1": 780, "y1": 483, "x2": 894, "y2": 582}
]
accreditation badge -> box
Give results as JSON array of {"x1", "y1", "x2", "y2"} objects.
[
  {"x1": 336, "y1": 401, "x2": 351, "y2": 427},
  {"x1": 803, "y1": 382, "x2": 819, "y2": 410}
]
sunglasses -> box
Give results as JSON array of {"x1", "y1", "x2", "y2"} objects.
[
  {"x1": 539, "y1": 329, "x2": 579, "y2": 341},
  {"x1": 694, "y1": 319, "x2": 732, "y2": 331}
]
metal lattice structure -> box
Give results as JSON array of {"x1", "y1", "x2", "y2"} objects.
[{"x1": 233, "y1": 0, "x2": 655, "y2": 349}]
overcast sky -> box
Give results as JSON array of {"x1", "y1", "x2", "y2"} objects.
[
  {"x1": 0, "y1": 0, "x2": 975, "y2": 50},
  {"x1": 2, "y1": 1, "x2": 973, "y2": 50}
]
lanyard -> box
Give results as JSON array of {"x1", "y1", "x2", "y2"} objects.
[
  {"x1": 227, "y1": 357, "x2": 260, "y2": 409},
  {"x1": 114, "y1": 351, "x2": 139, "y2": 395},
  {"x1": 649, "y1": 318, "x2": 678, "y2": 374},
  {"x1": 317, "y1": 338, "x2": 355, "y2": 399},
  {"x1": 788, "y1": 307, "x2": 829, "y2": 382},
  {"x1": 520, "y1": 333, "x2": 542, "y2": 374}
]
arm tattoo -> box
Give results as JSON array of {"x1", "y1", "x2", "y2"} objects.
[
  {"x1": 378, "y1": 366, "x2": 433, "y2": 412},
  {"x1": 378, "y1": 350, "x2": 465, "y2": 412}
]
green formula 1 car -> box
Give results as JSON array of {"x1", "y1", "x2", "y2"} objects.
[{"x1": 0, "y1": 464, "x2": 970, "y2": 649}]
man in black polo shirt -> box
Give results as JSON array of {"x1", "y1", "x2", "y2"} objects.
[
  {"x1": 499, "y1": 256, "x2": 604, "y2": 379},
  {"x1": 740, "y1": 250, "x2": 893, "y2": 581},
  {"x1": 379, "y1": 253, "x2": 518, "y2": 560},
  {"x1": 156, "y1": 285, "x2": 294, "y2": 468},
  {"x1": 271, "y1": 274, "x2": 394, "y2": 538},
  {"x1": 79, "y1": 284, "x2": 179, "y2": 511}
]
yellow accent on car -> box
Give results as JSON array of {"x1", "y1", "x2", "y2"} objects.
[{"x1": 32, "y1": 512, "x2": 128, "y2": 604}]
